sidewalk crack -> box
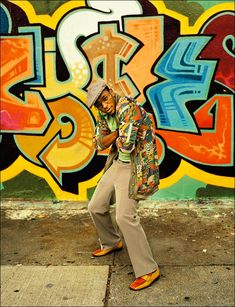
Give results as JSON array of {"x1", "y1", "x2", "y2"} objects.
[{"x1": 102, "y1": 264, "x2": 112, "y2": 307}]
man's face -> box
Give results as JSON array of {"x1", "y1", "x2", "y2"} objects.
[{"x1": 94, "y1": 88, "x2": 116, "y2": 115}]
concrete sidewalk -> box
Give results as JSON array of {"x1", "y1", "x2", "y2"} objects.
[
  {"x1": 1, "y1": 200, "x2": 234, "y2": 306},
  {"x1": 1, "y1": 265, "x2": 109, "y2": 306}
]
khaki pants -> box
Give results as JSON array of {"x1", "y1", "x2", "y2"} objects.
[{"x1": 88, "y1": 159, "x2": 158, "y2": 278}]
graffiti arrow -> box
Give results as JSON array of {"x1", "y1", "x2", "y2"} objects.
[
  {"x1": 39, "y1": 133, "x2": 94, "y2": 185},
  {"x1": 38, "y1": 96, "x2": 95, "y2": 185}
]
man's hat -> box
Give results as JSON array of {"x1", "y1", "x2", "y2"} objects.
[{"x1": 87, "y1": 80, "x2": 109, "y2": 108}]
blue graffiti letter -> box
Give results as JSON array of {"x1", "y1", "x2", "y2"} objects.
[{"x1": 147, "y1": 36, "x2": 217, "y2": 132}]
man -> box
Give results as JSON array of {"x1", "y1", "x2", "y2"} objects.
[{"x1": 87, "y1": 79, "x2": 160, "y2": 291}]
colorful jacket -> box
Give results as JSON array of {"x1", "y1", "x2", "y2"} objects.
[{"x1": 94, "y1": 95, "x2": 160, "y2": 200}]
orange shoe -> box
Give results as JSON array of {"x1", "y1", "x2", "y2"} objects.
[
  {"x1": 129, "y1": 268, "x2": 160, "y2": 291},
  {"x1": 92, "y1": 240, "x2": 123, "y2": 257}
]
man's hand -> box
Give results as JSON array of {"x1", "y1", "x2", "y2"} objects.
[{"x1": 101, "y1": 130, "x2": 119, "y2": 148}]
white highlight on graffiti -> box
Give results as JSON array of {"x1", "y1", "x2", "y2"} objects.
[
  {"x1": 57, "y1": 0, "x2": 143, "y2": 88},
  {"x1": 223, "y1": 34, "x2": 235, "y2": 58}
]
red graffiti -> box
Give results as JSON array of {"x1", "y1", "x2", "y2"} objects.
[
  {"x1": 200, "y1": 12, "x2": 235, "y2": 90},
  {"x1": 0, "y1": 37, "x2": 49, "y2": 133},
  {"x1": 156, "y1": 95, "x2": 233, "y2": 165}
]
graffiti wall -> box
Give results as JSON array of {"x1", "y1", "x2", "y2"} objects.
[{"x1": 0, "y1": 0, "x2": 234, "y2": 201}]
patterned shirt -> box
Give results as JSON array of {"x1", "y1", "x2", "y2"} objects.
[{"x1": 94, "y1": 95, "x2": 159, "y2": 200}]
